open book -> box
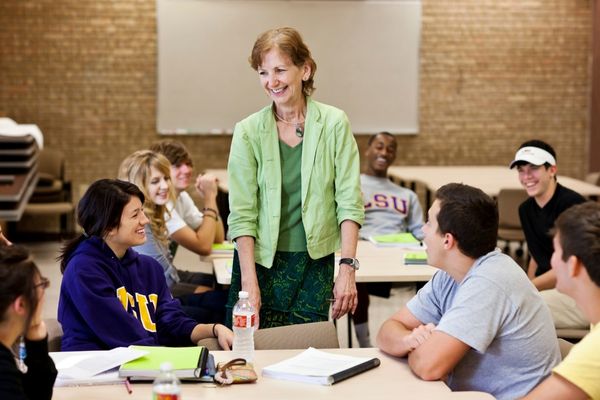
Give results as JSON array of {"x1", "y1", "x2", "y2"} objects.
[
  {"x1": 262, "y1": 347, "x2": 380, "y2": 385},
  {"x1": 119, "y1": 345, "x2": 210, "y2": 381},
  {"x1": 368, "y1": 232, "x2": 423, "y2": 248}
]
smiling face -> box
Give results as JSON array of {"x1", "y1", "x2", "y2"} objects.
[
  {"x1": 258, "y1": 47, "x2": 310, "y2": 109},
  {"x1": 105, "y1": 196, "x2": 149, "y2": 258},
  {"x1": 517, "y1": 163, "x2": 557, "y2": 201},
  {"x1": 170, "y1": 162, "x2": 192, "y2": 193},
  {"x1": 148, "y1": 167, "x2": 171, "y2": 206},
  {"x1": 365, "y1": 134, "x2": 397, "y2": 177}
]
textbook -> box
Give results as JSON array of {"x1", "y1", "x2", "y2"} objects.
[
  {"x1": 403, "y1": 250, "x2": 428, "y2": 265},
  {"x1": 368, "y1": 232, "x2": 423, "y2": 248},
  {"x1": 262, "y1": 347, "x2": 380, "y2": 386},
  {"x1": 119, "y1": 345, "x2": 209, "y2": 380}
]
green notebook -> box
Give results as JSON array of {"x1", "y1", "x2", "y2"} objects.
[
  {"x1": 403, "y1": 251, "x2": 428, "y2": 265},
  {"x1": 368, "y1": 232, "x2": 422, "y2": 247},
  {"x1": 119, "y1": 346, "x2": 208, "y2": 380},
  {"x1": 212, "y1": 241, "x2": 235, "y2": 252}
]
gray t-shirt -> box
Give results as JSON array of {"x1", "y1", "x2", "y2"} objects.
[
  {"x1": 407, "y1": 250, "x2": 560, "y2": 400},
  {"x1": 359, "y1": 174, "x2": 424, "y2": 239}
]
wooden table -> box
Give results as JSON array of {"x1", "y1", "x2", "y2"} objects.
[
  {"x1": 51, "y1": 348, "x2": 494, "y2": 400},
  {"x1": 387, "y1": 165, "x2": 600, "y2": 207},
  {"x1": 211, "y1": 240, "x2": 437, "y2": 286}
]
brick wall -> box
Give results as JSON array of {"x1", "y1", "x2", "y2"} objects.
[{"x1": 0, "y1": 0, "x2": 592, "y2": 194}]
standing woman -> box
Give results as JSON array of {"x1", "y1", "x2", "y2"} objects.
[
  {"x1": 0, "y1": 245, "x2": 57, "y2": 399},
  {"x1": 227, "y1": 27, "x2": 364, "y2": 328},
  {"x1": 57, "y1": 179, "x2": 232, "y2": 350}
]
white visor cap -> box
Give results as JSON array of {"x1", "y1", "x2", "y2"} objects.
[{"x1": 509, "y1": 146, "x2": 556, "y2": 169}]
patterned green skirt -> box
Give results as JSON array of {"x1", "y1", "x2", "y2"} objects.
[{"x1": 225, "y1": 250, "x2": 334, "y2": 329}]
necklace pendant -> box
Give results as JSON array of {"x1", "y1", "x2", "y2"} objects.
[{"x1": 295, "y1": 126, "x2": 304, "y2": 138}]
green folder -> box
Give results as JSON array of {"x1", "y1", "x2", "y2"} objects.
[
  {"x1": 212, "y1": 242, "x2": 235, "y2": 251},
  {"x1": 403, "y1": 251, "x2": 428, "y2": 265},
  {"x1": 119, "y1": 346, "x2": 208, "y2": 380},
  {"x1": 369, "y1": 232, "x2": 421, "y2": 247}
]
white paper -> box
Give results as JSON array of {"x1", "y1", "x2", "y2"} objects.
[{"x1": 50, "y1": 347, "x2": 148, "y2": 381}]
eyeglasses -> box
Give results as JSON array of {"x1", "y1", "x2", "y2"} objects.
[{"x1": 34, "y1": 277, "x2": 50, "y2": 290}]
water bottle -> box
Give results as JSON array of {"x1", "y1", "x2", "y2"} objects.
[
  {"x1": 232, "y1": 290, "x2": 256, "y2": 362},
  {"x1": 152, "y1": 362, "x2": 181, "y2": 400}
]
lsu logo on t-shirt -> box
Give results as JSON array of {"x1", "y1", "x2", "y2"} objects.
[
  {"x1": 365, "y1": 194, "x2": 408, "y2": 214},
  {"x1": 116, "y1": 287, "x2": 158, "y2": 332}
]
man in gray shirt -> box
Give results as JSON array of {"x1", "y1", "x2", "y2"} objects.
[{"x1": 377, "y1": 183, "x2": 560, "y2": 400}]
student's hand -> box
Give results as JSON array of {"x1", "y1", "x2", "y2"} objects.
[
  {"x1": 214, "y1": 324, "x2": 234, "y2": 350},
  {"x1": 195, "y1": 173, "x2": 219, "y2": 200},
  {"x1": 403, "y1": 323, "x2": 436, "y2": 352},
  {"x1": 331, "y1": 265, "x2": 357, "y2": 319}
]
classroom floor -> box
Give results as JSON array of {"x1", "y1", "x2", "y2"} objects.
[{"x1": 28, "y1": 240, "x2": 416, "y2": 349}]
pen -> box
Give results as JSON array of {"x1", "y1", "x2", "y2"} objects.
[
  {"x1": 328, "y1": 298, "x2": 336, "y2": 303},
  {"x1": 124, "y1": 378, "x2": 133, "y2": 395}
]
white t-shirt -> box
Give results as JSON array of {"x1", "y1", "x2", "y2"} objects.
[{"x1": 173, "y1": 192, "x2": 204, "y2": 231}]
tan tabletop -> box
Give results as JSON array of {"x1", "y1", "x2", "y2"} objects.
[
  {"x1": 387, "y1": 165, "x2": 600, "y2": 198},
  {"x1": 51, "y1": 348, "x2": 494, "y2": 400},
  {"x1": 212, "y1": 240, "x2": 437, "y2": 286}
]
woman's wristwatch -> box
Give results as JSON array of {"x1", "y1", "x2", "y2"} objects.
[{"x1": 339, "y1": 258, "x2": 360, "y2": 270}]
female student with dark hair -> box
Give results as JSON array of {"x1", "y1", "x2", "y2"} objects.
[
  {"x1": 0, "y1": 244, "x2": 57, "y2": 399},
  {"x1": 57, "y1": 179, "x2": 233, "y2": 351}
]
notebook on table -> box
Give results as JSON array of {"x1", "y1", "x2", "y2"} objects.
[
  {"x1": 118, "y1": 345, "x2": 212, "y2": 381},
  {"x1": 262, "y1": 347, "x2": 380, "y2": 386}
]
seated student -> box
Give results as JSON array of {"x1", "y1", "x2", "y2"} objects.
[
  {"x1": 118, "y1": 151, "x2": 228, "y2": 323},
  {"x1": 0, "y1": 244, "x2": 57, "y2": 400},
  {"x1": 376, "y1": 183, "x2": 560, "y2": 400},
  {"x1": 150, "y1": 139, "x2": 225, "y2": 255},
  {"x1": 509, "y1": 140, "x2": 588, "y2": 330},
  {"x1": 353, "y1": 132, "x2": 424, "y2": 347},
  {"x1": 57, "y1": 179, "x2": 233, "y2": 351},
  {"x1": 523, "y1": 202, "x2": 600, "y2": 400}
]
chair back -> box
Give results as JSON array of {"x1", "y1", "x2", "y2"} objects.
[
  {"x1": 197, "y1": 321, "x2": 339, "y2": 350},
  {"x1": 497, "y1": 189, "x2": 528, "y2": 229},
  {"x1": 558, "y1": 338, "x2": 574, "y2": 359},
  {"x1": 45, "y1": 318, "x2": 63, "y2": 352}
]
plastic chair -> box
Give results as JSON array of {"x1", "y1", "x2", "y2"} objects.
[
  {"x1": 497, "y1": 188, "x2": 528, "y2": 257},
  {"x1": 198, "y1": 321, "x2": 340, "y2": 350}
]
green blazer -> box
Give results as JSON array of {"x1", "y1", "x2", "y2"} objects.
[{"x1": 227, "y1": 97, "x2": 364, "y2": 268}]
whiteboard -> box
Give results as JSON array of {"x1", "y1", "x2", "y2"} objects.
[{"x1": 157, "y1": 0, "x2": 421, "y2": 134}]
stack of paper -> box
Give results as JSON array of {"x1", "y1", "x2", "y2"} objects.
[
  {"x1": 368, "y1": 233, "x2": 423, "y2": 248},
  {"x1": 262, "y1": 347, "x2": 380, "y2": 386},
  {"x1": 50, "y1": 347, "x2": 148, "y2": 387}
]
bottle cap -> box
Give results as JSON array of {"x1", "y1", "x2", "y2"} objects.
[
  {"x1": 238, "y1": 291, "x2": 249, "y2": 299},
  {"x1": 160, "y1": 362, "x2": 173, "y2": 372}
]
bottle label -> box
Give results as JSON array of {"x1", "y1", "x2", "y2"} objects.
[
  {"x1": 233, "y1": 313, "x2": 256, "y2": 328},
  {"x1": 154, "y1": 394, "x2": 180, "y2": 400}
]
